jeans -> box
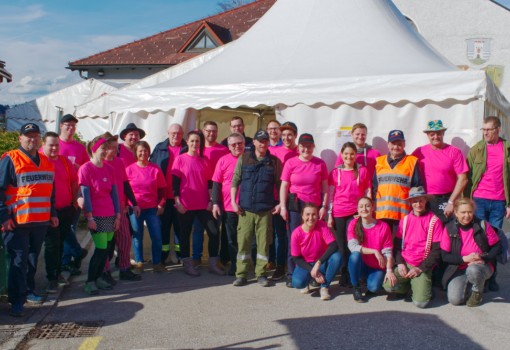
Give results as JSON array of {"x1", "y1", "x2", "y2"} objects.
[
  {"x1": 348, "y1": 251, "x2": 385, "y2": 292},
  {"x1": 447, "y1": 264, "x2": 493, "y2": 305},
  {"x1": 191, "y1": 215, "x2": 222, "y2": 261},
  {"x1": 3, "y1": 225, "x2": 47, "y2": 305},
  {"x1": 473, "y1": 197, "x2": 506, "y2": 229},
  {"x1": 62, "y1": 207, "x2": 83, "y2": 265},
  {"x1": 45, "y1": 206, "x2": 75, "y2": 281},
  {"x1": 286, "y1": 210, "x2": 302, "y2": 276},
  {"x1": 292, "y1": 252, "x2": 341, "y2": 289},
  {"x1": 177, "y1": 210, "x2": 219, "y2": 259},
  {"x1": 130, "y1": 207, "x2": 163, "y2": 265}
]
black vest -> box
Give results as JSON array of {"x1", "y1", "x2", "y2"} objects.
[{"x1": 239, "y1": 151, "x2": 277, "y2": 212}]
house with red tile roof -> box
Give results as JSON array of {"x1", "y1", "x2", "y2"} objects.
[{"x1": 67, "y1": 0, "x2": 276, "y2": 83}]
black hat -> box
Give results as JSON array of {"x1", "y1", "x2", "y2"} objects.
[
  {"x1": 20, "y1": 123, "x2": 41, "y2": 135},
  {"x1": 298, "y1": 133, "x2": 315, "y2": 145},
  {"x1": 279, "y1": 121, "x2": 298, "y2": 134},
  {"x1": 120, "y1": 123, "x2": 146, "y2": 140},
  {"x1": 60, "y1": 114, "x2": 78, "y2": 123},
  {"x1": 388, "y1": 130, "x2": 405, "y2": 142},
  {"x1": 254, "y1": 129, "x2": 269, "y2": 141}
]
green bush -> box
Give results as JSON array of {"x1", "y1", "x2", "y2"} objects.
[{"x1": 0, "y1": 130, "x2": 20, "y2": 156}]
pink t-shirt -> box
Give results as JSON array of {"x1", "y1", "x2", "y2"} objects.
[
  {"x1": 290, "y1": 220, "x2": 336, "y2": 262},
  {"x1": 281, "y1": 156, "x2": 328, "y2": 205},
  {"x1": 335, "y1": 147, "x2": 380, "y2": 180},
  {"x1": 212, "y1": 153, "x2": 240, "y2": 212},
  {"x1": 329, "y1": 166, "x2": 370, "y2": 217},
  {"x1": 440, "y1": 223, "x2": 499, "y2": 270},
  {"x1": 412, "y1": 144, "x2": 468, "y2": 195},
  {"x1": 78, "y1": 162, "x2": 117, "y2": 217},
  {"x1": 126, "y1": 163, "x2": 166, "y2": 209},
  {"x1": 172, "y1": 153, "x2": 211, "y2": 210},
  {"x1": 47, "y1": 155, "x2": 78, "y2": 210},
  {"x1": 105, "y1": 157, "x2": 128, "y2": 207},
  {"x1": 204, "y1": 143, "x2": 229, "y2": 179},
  {"x1": 59, "y1": 139, "x2": 89, "y2": 168},
  {"x1": 118, "y1": 144, "x2": 136, "y2": 167},
  {"x1": 347, "y1": 219, "x2": 392, "y2": 270},
  {"x1": 271, "y1": 146, "x2": 298, "y2": 166},
  {"x1": 473, "y1": 140, "x2": 506, "y2": 200},
  {"x1": 397, "y1": 211, "x2": 443, "y2": 267},
  {"x1": 163, "y1": 145, "x2": 183, "y2": 200}
]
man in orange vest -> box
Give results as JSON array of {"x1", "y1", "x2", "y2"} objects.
[
  {"x1": 0, "y1": 123, "x2": 58, "y2": 317},
  {"x1": 373, "y1": 130, "x2": 422, "y2": 235}
]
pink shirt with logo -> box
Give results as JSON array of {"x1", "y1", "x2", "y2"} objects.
[
  {"x1": 335, "y1": 147, "x2": 380, "y2": 180},
  {"x1": 440, "y1": 223, "x2": 499, "y2": 270},
  {"x1": 118, "y1": 144, "x2": 136, "y2": 167},
  {"x1": 59, "y1": 139, "x2": 89, "y2": 168},
  {"x1": 172, "y1": 153, "x2": 211, "y2": 210},
  {"x1": 281, "y1": 156, "x2": 328, "y2": 206},
  {"x1": 347, "y1": 219, "x2": 392, "y2": 270},
  {"x1": 329, "y1": 166, "x2": 370, "y2": 217},
  {"x1": 473, "y1": 140, "x2": 506, "y2": 200},
  {"x1": 78, "y1": 162, "x2": 117, "y2": 217},
  {"x1": 412, "y1": 144, "x2": 468, "y2": 195},
  {"x1": 397, "y1": 211, "x2": 443, "y2": 267},
  {"x1": 212, "y1": 153, "x2": 240, "y2": 212},
  {"x1": 47, "y1": 155, "x2": 77, "y2": 210},
  {"x1": 291, "y1": 220, "x2": 336, "y2": 263},
  {"x1": 105, "y1": 157, "x2": 128, "y2": 207},
  {"x1": 271, "y1": 146, "x2": 298, "y2": 165},
  {"x1": 126, "y1": 163, "x2": 166, "y2": 209},
  {"x1": 204, "y1": 143, "x2": 229, "y2": 179}
]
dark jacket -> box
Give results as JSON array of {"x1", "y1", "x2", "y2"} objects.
[{"x1": 149, "y1": 138, "x2": 187, "y2": 175}]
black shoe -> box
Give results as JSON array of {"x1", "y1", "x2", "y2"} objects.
[
  {"x1": 271, "y1": 266, "x2": 285, "y2": 281},
  {"x1": 233, "y1": 277, "x2": 248, "y2": 287},
  {"x1": 353, "y1": 287, "x2": 366, "y2": 303},
  {"x1": 310, "y1": 279, "x2": 319, "y2": 288},
  {"x1": 365, "y1": 290, "x2": 378, "y2": 299},
  {"x1": 62, "y1": 264, "x2": 81, "y2": 276},
  {"x1": 257, "y1": 276, "x2": 272, "y2": 287},
  {"x1": 102, "y1": 271, "x2": 117, "y2": 286},
  {"x1": 286, "y1": 276, "x2": 293, "y2": 288},
  {"x1": 386, "y1": 292, "x2": 406, "y2": 301},
  {"x1": 119, "y1": 270, "x2": 142, "y2": 281}
]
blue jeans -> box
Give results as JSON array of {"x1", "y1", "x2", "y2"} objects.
[
  {"x1": 348, "y1": 251, "x2": 385, "y2": 292},
  {"x1": 473, "y1": 197, "x2": 506, "y2": 229},
  {"x1": 130, "y1": 208, "x2": 163, "y2": 265},
  {"x1": 292, "y1": 252, "x2": 341, "y2": 288},
  {"x1": 62, "y1": 207, "x2": 83, "y2": 265},
  {"x1": 192, "y1": 217, "x2": 204, "y2": 260}
]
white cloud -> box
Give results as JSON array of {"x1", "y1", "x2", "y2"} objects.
[{"x1": 0, "y1": 4, "x2": 46, "y2": 24}]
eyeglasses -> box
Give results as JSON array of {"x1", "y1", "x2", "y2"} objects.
[
  {"x1": 481, "y1": 127, "x2": 498, "y2": 132},
  {"x1": 229, "y1": 142, "x2": 244, "y2": 147}
]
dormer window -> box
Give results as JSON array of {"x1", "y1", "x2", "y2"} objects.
[{"x1": 186, "y1": 31, "x2": 219, "y2": 52}]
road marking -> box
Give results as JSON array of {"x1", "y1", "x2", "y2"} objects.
[{"x1": 78, "y1": 336, "x2": 103, "y2": 350}]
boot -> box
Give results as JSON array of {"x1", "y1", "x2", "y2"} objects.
[
  {"x1": 208, "y1": 257, "x2": 225, "y2": 275},
  {"x1": 182, "y1": 257, "x2": 200, "y2": 276}
]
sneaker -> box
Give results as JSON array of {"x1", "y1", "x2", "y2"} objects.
[
  {"x1": 257, "y1": 276, "x2": 271, "y2": 287},
  {"x1": 119, "y1": 269, "x2": 142, "y2": 281},
  {"x1": 45, "y1": 280, "x2": 59, "y2": 294},
  {"x1": 102, "y1": 271, "x2": 117, "y2": 286},
  {"x1": 353, "y1": 287, "x2": 366, "y2": 303},
  {"x1": 285, "y1": 276, "x2": 293, "y2": 288},
  {"x1": 84, "y1": 281, "x2": 99, "y2": 295},
  {"x1": 300, "y1": 285, "x2": 311, "y2": 294},
  {"x1": 466, "y1": 291, "x2": 483, "y2": 307},
  {"x1": 26, "y1": 293, "x2": 45, "y2": 305},
  {"x1": 153, "y1": 263, "x2": 167, "y2": 273},
  {"x1": 96, "y1": 277, "x2": 113, "y2": 290},
  {"x1": 9, "y1": 303, "x2": 24, "y2": 317},
  {"x1": 233, "y1": 277, "x2": 248, "y2": 287},
  {"x1": 320, "y1": 287, "x2": 331, "y2": 301},
  {"x1": 310, "y1": 279, "x2": 319, "y2": 288},
  {"x1": 271, "y1": 266, "x2": 286, "y2": 281},
  {"x1": 57, "y1": 274, "x2": 70, "y2": 287}
]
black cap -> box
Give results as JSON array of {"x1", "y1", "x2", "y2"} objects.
[
  {"x1": 20, "y1": 123, "x2": 41, "y2": 135},
  {"x1": 298, "y1": 133, "x2": 314, "y2": 145},
  {"x1": 254, "y1": 129, "x2": 269, "y2": 141},
  {"x1": 60, "y1": 114, "x2": 78, "y2": 123},
  {"x1": 280, "y1": 121, "x2": 298, "y2": 134},
  {"x1": 120, "y1": 123, "x2": 146, "y2": 140},
  {"x1": 388, "y1": 130, "x2": 405, "y2": 142}
]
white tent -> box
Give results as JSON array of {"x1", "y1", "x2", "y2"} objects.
[
  {"x1": 6, "y1": 79, "x2": 120, "y2": 140},
  {"x1": 78, "y1": 0, "x2": 510, "y2": 162}
]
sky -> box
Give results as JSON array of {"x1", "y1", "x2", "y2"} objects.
[
  {"x1": 0, "y1": 0, "x2": 252, "y2": 106},
  {"x1": 1, "y1": 0, "x2": 509, "y2": 106}
]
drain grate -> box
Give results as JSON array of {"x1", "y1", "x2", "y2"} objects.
[{"x1": 31, "y1": 321, "x2": 104, "y2": 339}]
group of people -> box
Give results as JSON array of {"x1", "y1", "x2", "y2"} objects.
[{"x1": 0, "y1": 113, "x2": 507, "y2": 317}]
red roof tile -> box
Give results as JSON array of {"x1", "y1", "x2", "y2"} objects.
[{"x1": 68, "y1": 0, "x2": 276, "y2": 68}]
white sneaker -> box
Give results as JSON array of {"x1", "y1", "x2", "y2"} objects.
[
  {"x1": 300, "y1": 285, "x2": 310, "y2": 294},
  {"x1": 320, "y1": 287, "x2": 331, "y2": 301}
]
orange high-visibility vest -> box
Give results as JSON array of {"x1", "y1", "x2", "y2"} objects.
[
  {"x1": 375, "y1": 154, "x2": 418, "y2": 221},
  {"x1": 3, "y1": 149, "x2": 54, "y2": 224}
]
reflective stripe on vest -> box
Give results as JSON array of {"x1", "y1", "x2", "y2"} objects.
[
  {"x1": 375, "y1": 155, "x2": 417, "y2": 221},
  {"x1": 4, "y1": 150, "x2": 54, "y2": 224}
]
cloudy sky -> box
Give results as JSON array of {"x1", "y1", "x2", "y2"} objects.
[
  {"x1": 1, "y1": 0, "x2": 509, "y2": 106},
  {"x1": 0, "y1": 0, "x2": 244, "y2": 106}
]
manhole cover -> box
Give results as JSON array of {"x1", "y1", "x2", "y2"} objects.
[{"x1": 31, "y1": 321, "x2": 104, "y2": 339}]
